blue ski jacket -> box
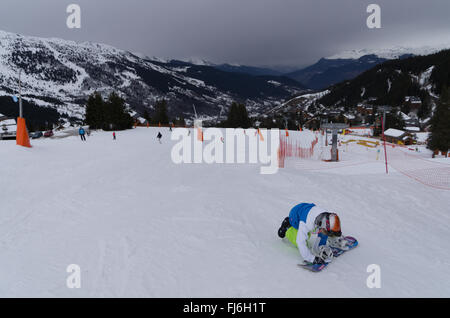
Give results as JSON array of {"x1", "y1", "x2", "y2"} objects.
[{"x1": 289, "y1": 203, "x2": 316, "y2": 229}]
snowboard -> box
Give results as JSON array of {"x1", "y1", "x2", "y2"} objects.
[
  {"x1": 298, "y1": 262, "x2": 330, "y2": 272},
  {"x1": 331, "y1": 236, "x2": 358, "y2": 257},
  {"x1": 298, "y1": 236, "x2": 358, "y2": 272}
]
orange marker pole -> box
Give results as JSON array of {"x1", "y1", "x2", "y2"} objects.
[
  {"x1": 16, "y1": 117, "x2": 31, "y2": 148},
  {"x1": 257, "y1": 129, "x2": 264, "y2": 141},
  {"x1": 15, "y1": 71, "x2": 31, "y2": 148}
]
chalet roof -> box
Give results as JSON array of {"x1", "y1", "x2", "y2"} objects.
[
  {"x1": 405, "y1": 96, "x2": 421, "y2": 103},
  {"x1": 405, "y1": 126, "x2": 420, "y2": 132},
  {"x1": 384, "y1": 128, "x2": 406, "y2": 138},
  {"x1": 415, "y1": 132, "x2": 429, "y2": 143}
]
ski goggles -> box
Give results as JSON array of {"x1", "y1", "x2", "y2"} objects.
[
  {"x1": 322, "y1": 229, "x2": 342, "y2": 237},
  {"x1": 323, "y1": 213, "x2": 341, "y2": 237}
]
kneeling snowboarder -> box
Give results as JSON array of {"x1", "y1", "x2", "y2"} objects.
[{"x1": 278, "y1": 203, "x2": 350, "y2": 267}]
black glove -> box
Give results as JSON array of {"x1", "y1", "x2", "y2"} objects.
[{"x1": 313, "y1": 257, "x2": 325, "y2": 265}]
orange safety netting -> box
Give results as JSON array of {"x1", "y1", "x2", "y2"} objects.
[
  {"x1": 278, "y1": 132, "x2": 319, "y2": 168},
  {"x1": 386, "y1": 144, "x2": 450, "y2": 190}
]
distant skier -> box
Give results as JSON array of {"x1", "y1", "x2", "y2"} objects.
[
  {"x1": 157, "y1": 132, "x2": 162, "y2": 143},
  {"x1": 278, "y1": 203, "x2": 349, "y2": 266},
  {"x1": 79, "y1": 127, "x2": 86, "y2": 141},
  {"x1": 113, "y1": 132, "x2": 116, "y2": 140}
]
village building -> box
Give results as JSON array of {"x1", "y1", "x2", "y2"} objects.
[
  {"x1": 414, "y1": 132, "x2": 430, "y2": 145},
  {"x1": 356, "y1": 103, "x2": 374, "y2": 115},
  {"x1": 383, "y1": 128, "x2": 415, "y2": 145},
  {"x1": 0, "y1": 113, "x2": 17, "y2": 140},
  {"x1": 405, "y1": 126, "x2": 421, "y2": 133}
]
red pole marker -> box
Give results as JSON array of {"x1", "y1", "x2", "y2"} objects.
[{"x1": 381, "y1": 114, "x2": 388, "y2": 174}]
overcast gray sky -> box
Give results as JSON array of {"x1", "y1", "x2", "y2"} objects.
[{"x1": 0, "y1": 0, "x2": 449, "y2": 68}]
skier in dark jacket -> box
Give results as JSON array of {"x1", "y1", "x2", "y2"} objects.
[
  {"x1": 79, "y1": 127, "x2": 86, "y2": 141},
  {"x1": 157, "y1": 132, "x2": 162, "y2": 143}
]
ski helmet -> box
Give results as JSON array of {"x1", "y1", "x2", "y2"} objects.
[{"x1": 319, "y1": 213, "x2": 341, "y2": 237}]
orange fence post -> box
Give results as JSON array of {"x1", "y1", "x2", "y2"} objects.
[
  {"x1": 197, "y1": 128, "x2": 204, "y2": 142},
  {"x1": 258, "y1": 129, "x2": 264, "y2": 142},
  {"x1": 16, "y1": 117, "x2": 31, "y2": 148}
]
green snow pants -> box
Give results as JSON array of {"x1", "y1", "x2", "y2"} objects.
[{"x1": 285, "y1": 227, "x2": 298, "y2": 248}]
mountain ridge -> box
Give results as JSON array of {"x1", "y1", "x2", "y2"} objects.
[{"x1": 0, "y1": 30, "x2": 306, "y2": 126}]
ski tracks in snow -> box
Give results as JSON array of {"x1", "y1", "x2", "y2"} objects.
[{"x1": 91, "y1": 236, "x2": 132, "y2": 297}]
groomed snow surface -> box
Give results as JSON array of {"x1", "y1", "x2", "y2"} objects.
[{"x1": 0, "y1": 128, "x2": 449, "y2": 297}]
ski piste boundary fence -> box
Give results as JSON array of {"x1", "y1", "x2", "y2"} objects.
[
  {"x1": 385, "y1": 143, "x2": 450, "y2": 190},
  {"x1": 277, "y1": 129, "x2": 450, "y2": 191},
  {"x1": 278, "y1": 130, "x2": 319, "y2": 168}
]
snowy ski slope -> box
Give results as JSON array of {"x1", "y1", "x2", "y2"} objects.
[{"x1": 0, "y1": 128, "x2": 449, "y2": 297}]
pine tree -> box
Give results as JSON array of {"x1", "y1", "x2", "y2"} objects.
[
  {"x1": 152, "y1": 100, "x2": 169, "y2": 125},
  {"x1": 225, "y1": 102, "x2": 251, "y2": 128},
  {"x1": 417, "y1": 90, "x2": 432, "y2": 119},
  {"x1": 175, "y1": 116, "x2": 186, "y2": 127},
  {"x1": 85, "y1": 92, "x2": 105, "y2": 129},
  {"x1": 385, "y1": 109, "x2": 405, "y2": 130},
  {"x1": 258, "y1": 116, "x2": 275, "y2": 129},
  {"x1": 143, "y1": 109, "x2": 151, "y2": 124},
  {"x1": 225, "y1": 102, "x2": 239, "y2": 128},
  {"x1": 84, "y1": 92, "x2": 133, "y2": 131},
  {"x1": 428, "y1": 86, "x2": 450, "y2": 152},
  {"x1": 237, "y1": 103, "x2": 251, "y2": 128},
  {"x1": 104, "y1": 92, "x2": 133, "y2": 131}
]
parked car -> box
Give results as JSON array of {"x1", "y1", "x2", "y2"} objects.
[
  {"x1": 44, "y1": 130, "x2": 54, "y2": 138},
  {"x1": 31, "y1": 131, "x2": 43, "y2": 139}
]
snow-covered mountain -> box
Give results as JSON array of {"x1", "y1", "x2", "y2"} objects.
[
  {"x1": 214, "y1": 63, "x2": 283, "y2": 77},
  {"x1": 273, "y1": 48, "x2": 450, "y2": 129},
  {"x1": 286, "y1": 44, "x2": 450, "y2": 90},
  {"x1": 286, "y1": 55, "x2": 389, "y2": 90},
  {"x1": 326, "y1": 44, "x2": 450, "y2": 60},
  {"x1": 318, "y1": 48, "x2": 450, "y2": 109},
  {"x1": 0, "y1": 30, "x2": 305, "y2": 125}
]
